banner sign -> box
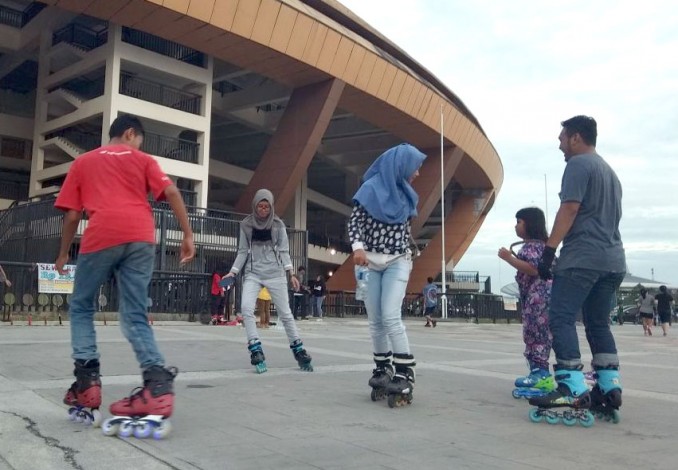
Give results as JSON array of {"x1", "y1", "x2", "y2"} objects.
[{"x1": 37, "y1": 263, "x2": 76, "y2": 294}]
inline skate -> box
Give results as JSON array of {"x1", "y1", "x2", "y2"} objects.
[
  {"x1": 368, "y1": 352, "x2": 394, "y2": 401},
  {"x1": 528, "y1": 368, "x2": 594, "y2": 427},
  {"x1": 290, "y1": 339, "x2": 313, "y2": 371},
  {"x1": 249, "y1": 340, "x2": 267, "y2": 373},
  {"x1": 63, "y1": 359, "x2": 102, "y2": 427},
  {"x1": 512, "y1": 366, "x2": 556, "y2": 399},
  {"x1": 102, "y1": 365, "x2": 177, "y2": 439},
  {"x1": 386, "y1": 353, "x2": 415, "y2": 408},
  {"x1": 589, "y1": 368, "x2": 622, "y2": 424}
]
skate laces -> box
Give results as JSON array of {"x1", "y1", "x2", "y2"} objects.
[{"x1": 122, "y1": 387, "x2": 148, "y2": 406}]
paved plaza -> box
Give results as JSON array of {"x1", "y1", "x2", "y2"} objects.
[{"x1": 1, "y1": 318, "x2": 677, "y2": 470}]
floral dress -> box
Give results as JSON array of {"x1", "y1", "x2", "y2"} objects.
[{"x1": 515, "y1": 240, "x2": 553, "y2": 370}]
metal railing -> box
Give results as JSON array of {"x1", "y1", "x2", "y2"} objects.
[
  {"x1": 52, "y1": 23, "x2": 108, "y2": 51},
  {"x1": 120, "y1": 72, "x2": 201, "y2": 115},
  {"x1": 0, "y1": 2, "x2": 45, "y2": 28},
  {"x1": 142, "y1": 132, "x2": 199, "y2": 163},
  {"x1": 47, "y1": 129, "x2": 101, "y2": 153},
  {"x1": 121, "y1": 27, "x2": 207, "y2": 68},
  {"x1": 307, "y1": 232, "x2": 351, "y2": 253},
  {"x1": 0, "y1": 135, "x2": 32, "y2": 159}
]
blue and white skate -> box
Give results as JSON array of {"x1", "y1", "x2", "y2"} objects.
[
  {"x1": 291, "y1": 340, "x2": 313, "y2": 372},
  {"x1": 249, "y1": 341, "x2": 268, "y2": 374},
  {"x1": 102, "y1": 415, "x2": 172, "y2": 439},
  {"x1": 512, "y1": 369, "x2": 556, "y2": 399}
]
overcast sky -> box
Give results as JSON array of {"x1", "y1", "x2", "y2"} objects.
[{"x1": 341, "y1": 0, "x2": 678, "y2": 293}]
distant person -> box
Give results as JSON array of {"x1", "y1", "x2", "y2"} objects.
[
  {"x1": 311, "y1": 275, "x2": 326, "y2": 319},
  {"x1": 422, "y1": 277, "x2": 439, "y2": 316},
  {"x1": 222, "y1": 189, "x2": 313, "y2": 373},
  {"x1": 498, "y1": 207, "x2": 555, "y2": 397},
  {"x1": 291, "y1": 266, "x2": 309, "y2": 320},
  {"x1": 531, "y1": 116, "x2": 625, "y2": 424},
  {"x1": 349, "y1": 143, "x2": 425, "y2": 406},
  {"x1": 210, "y1": 269, "x2": 226, "y2": 324},
  {"x1": 256, "y1": 287, "x2": 271, "y2": 328},
  {"x1": 636, "y1": 288, "x2": 655, "y2": 336},
  {"x1": 55, "y1": 114, "x2": 194, "y2": 434},
  {"x1": 654, "y1": 285, "x2": 674, "y2": 336}
]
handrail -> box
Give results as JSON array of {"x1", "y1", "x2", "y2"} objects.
[
  {"x1": 121, "y1": 27, "x2": 206, "y2": 68},
  {"x1": 120, "y1": 72, "x2": 201, "y2": 115}
]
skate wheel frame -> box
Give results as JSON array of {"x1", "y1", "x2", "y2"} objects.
[
  {"x1": 67, "y1": 407, "x2": 102, "y2": 428},
  {"x1": 528, "y1": 408, "x2": 595, "y2": 427},
  {"x1": 102, "y1": 415, "x2": 172, "y2": 439},
  {"x1": 370, "y1": 387, "x2": 387, "y2": 402},
  {"x1": 254, "y1": 362, "x2": 268, "y2": 374}
]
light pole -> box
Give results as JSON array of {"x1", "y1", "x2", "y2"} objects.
[{"x1": 440, "y1": 105, "x2": 448, "y2": 319}]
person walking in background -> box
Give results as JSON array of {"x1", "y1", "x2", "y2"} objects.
[
  {"x1": 654, "y1": 285, "x2": 674, "y2": 336},
  {"x1": 55, "y1": 114, "x2": 195, "y2": 435},
  {"x1": 311, "y1": 274, "x2": 326, "y2": 319},
  {"x1": 422, "y1": 277, "x2": 439, "y2": 327},
  {"x1": 349, "y1": 143, "x2": 425, "y2": 406},
  {"x1": 498, "y1": 207, "x2": 555, "y2": 398},
  {"x1": 636, "y1": 288, "x2": 655, "y2": 336},
  {"x1": 222, "y1": 189, "x2": 313, "y2": 373},
  {"x1": 531, "y1": 116, "x2": 625, "y2": 424},
  {"x1": 256, "y1": 287, "x2": 271, "y2": 328}
]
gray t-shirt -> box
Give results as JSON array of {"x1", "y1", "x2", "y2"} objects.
[{"x1": 555, "y1": 153, "x2": 626, "y2": 272}]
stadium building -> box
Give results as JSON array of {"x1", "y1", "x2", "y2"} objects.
[{"x1": 0, "y1": 0, "x2": 503, "y2": 293}]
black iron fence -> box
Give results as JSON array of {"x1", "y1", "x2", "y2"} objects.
[
  {"x1": 120, "y1": 72, "x2": 201, "y2": 115},
  {"x1": 143, "y1": 132, "x2": 199, "y2": 163},
  {"x1": 0, "y1": 2, "x2": 45, "y2": 28},
  {"x1": 121, "y1": 27, "x2": 207, "y2": 68},
  {"x1": 53, "y1": 23, "x2": 108, "y2": 51}
]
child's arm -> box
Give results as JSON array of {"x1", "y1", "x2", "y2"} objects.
[{"x1": 498, "y1": 248, "x2": 538, "y2": 276}]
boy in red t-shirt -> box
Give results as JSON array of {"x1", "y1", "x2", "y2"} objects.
[{"x1": 55, "y1": 115, "x2": 195, "y2": 436}]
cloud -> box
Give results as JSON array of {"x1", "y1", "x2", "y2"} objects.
[{"x1": 341, "y1": 0, "x2": 678, "y2": 289}]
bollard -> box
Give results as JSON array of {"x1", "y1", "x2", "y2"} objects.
[{"x1": 28, "y1": 313, "x2": 32, "y2": 326}]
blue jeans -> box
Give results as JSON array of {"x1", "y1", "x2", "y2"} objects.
[
  {"x1": 312, "y1": 296, "x2": 324, "y2": 317},
  {"x1": 364, "y1": 256, "x2": 412, "y2": 354},
  {"x1": 549, "y1": 268, "x2": 625, "y2": 369},
  {"x1": 70, "y1": 242, "x2": 164, "y2": 369}
]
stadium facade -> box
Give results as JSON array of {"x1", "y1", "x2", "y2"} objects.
[{"x1": 0, "y1": 0, "x2": 503, "y2": 292}]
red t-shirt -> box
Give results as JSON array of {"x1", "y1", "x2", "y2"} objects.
[{"x1": 55, "y1": 144, "x2": 173, "y2": 253}]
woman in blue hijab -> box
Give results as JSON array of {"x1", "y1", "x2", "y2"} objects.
[{"x1": 348, "y1": 143, "x2": 426, "y2": 407}]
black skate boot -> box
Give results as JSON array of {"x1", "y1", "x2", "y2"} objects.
[
  {"x1": 385, "y1": 353, "x2": 415, "y2": 408},
  {"x1": 290, "y1": 339, "x2": 313, "y2": 371},
  {"x1": 248, "y1": 340, "x2": 267, "y2": 373},
  {"x1": 528, "y1": 367, "x2": 593, "y2": 426},
  {"x1": 103, "y1": 365, "x2": 178, "y2": 439},
  {"x1": 589, "y1": 367, "x2": 622, "y2": 423},
  {"x1": 368, "y1": 352, "x2": 394, "y2": 402},
  {"x1": 64, "y1": 359, "x2": 102, "y2": 427}
]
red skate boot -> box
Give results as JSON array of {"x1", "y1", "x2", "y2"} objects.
[
  {"x1": 63, "y1": 359, "x2": 102, "y2": 427},
  {"x1": 102, "y1": 365, "x2": 177, "y2": 439}
]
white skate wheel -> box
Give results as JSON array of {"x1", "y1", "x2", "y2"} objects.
[
  {"x1": 134, "y1": 422, "x2": 153, "y2": 439},
  {"x1": 101, "y1": 420, "x2": 119, "y2": 436},
  {"x1": 153, "y1": 420, "x2": 172, "y2": 440}
]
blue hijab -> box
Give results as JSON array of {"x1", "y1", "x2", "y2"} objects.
[{"x1": 353, "y1": 143, "x2": 426, "y2": 224}]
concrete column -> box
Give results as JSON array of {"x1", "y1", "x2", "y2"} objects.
[
  {"x1": 28, "y1": 30, "x2": 51, "y2": 198},
  {"x1": 102, "y1": 25, "x2": 121, "y2": 142}
]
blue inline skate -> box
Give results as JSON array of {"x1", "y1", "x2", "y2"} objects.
[
  {"x1": 512, "y1": 366, "x2": 556, "y2": 399},
  {"x1": 248, "y1": 340, "x2": 267, "y2": 374},
  {"x1": 369, "y1": 352, "x2": 394, "y2": 402},
  {"x1": 528, "y1": 368, "x2": 594, "y2": 427},
  {"x1": 290, "y1": 339, "x2": 313, "y2": 371},
  {"x1": 589, "y1": 368, "x2": 622, "y2": 424}
]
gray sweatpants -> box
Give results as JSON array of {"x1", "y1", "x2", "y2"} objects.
[{"x1": 240, "y1": 273, "x2": 300, "y2": 344}]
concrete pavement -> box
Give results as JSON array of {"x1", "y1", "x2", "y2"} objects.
[{"x1": 1, "y1": 318, "x2": 677, "y2": 470}]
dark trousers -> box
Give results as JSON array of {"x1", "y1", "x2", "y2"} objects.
[{"x1": 291, "y1": 293, "x2": 306, "y2": 319}]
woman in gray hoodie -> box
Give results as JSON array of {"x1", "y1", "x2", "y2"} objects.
[{"x1": 223, "y1": 189, "x2": 313, "y2": 373}]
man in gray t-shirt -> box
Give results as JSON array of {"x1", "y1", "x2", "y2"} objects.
[{"x1": 530, "y1": 116, "x2": 625, "y2": 423}]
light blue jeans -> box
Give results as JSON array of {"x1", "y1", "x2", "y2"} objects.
[
  {"x1": 364, "y1": 256, "x2": 412, "y2": 354},
  {"x1": 69, "y1": 242, "x2": 164, "y2": 369},
  {"x1": 241, "y1": 274, "x2": 300, "y2": 344}
]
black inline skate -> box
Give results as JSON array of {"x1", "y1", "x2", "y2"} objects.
[
  {"x1": 589, "y1": 368, "x2": 622, "y2": 424},
  {"x1": 248, "y1": 340, "x2": 267, "y2": 373},
  {"x1": 528, "y1": 367, "x2": 594, "y2": 427},
  {"x1": 290, "y1": 339, "x2": 313, "y2": 371},
  {"x1": 386, "y1": 353, "x2": 415, "y2": 408},
  {"x1": 63, "y1": 359, "x2": 102, "y2": 427},
  {"x1": 368, "y1": 352, "x2": 394, "y2": 402}
]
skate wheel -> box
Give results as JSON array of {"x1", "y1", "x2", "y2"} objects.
[
  {"x1": 387, "y1": 394, "x2": 396, "y2": 408},
  {"x1": 118, "y1": 421, "x2": 134, "y2": 438},
  {"x1": 255, "y1": 362, "x2": 267, "y2": 374},
  {"x1": 153, "y1": 420, "x2": 172, "y2": 440},
  {"x1": 610, "y1": 410, "x2": 621, "y2": 424},
  {"x1": 545, "y1": 414, "x2": 560, "y2": 425},
  {"x1": 512, "y1": 389, "x2": 522, "y2": 399},
  {"x1": 134, "y1": 422, "x2": 153, "y2": 439},
  {"x1": 90, "y1": 409, "x2": 102, "y2": 428},
  {"x1": 73, "y1": 412, "x2": 85, "y2": 424},
  {"x1": 370, "y1": 389, "x2": 378, "y2": 402},
  {"x1": 102, "y1": 420, "x2": 119, "y2": 436},
  {"x1": 68, "y1": 408, "x2": 78, "y2": 421},
  {"x1": 528, "y1": 409, "x2": 543, "y2": 423},
  {"x1": 562, "y1": 415, "x2": 577, "y2": 426},
  {"x1": 579, "y1": 411, "x2": 595, "y2": 427}
]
